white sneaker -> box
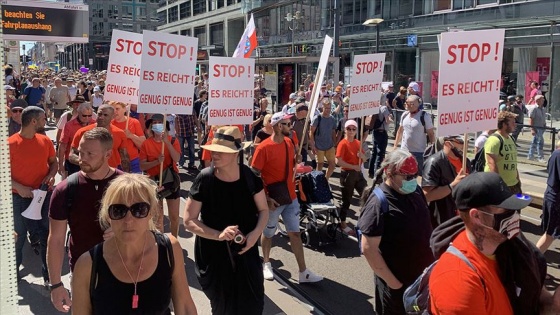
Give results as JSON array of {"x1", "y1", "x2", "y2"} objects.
[
  {"x1": 263, "y1": 262, "x2": 274, "y2": 280},
  {"x1": 537, "y1": 158, "x2": 546, "y2": 163},
  {"x1": 298, "y1": 268, "x2": 323, "y2": 283}
]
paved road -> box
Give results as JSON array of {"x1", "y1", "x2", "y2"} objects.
[{"x1": 15, "y1": 123, "x2": 560, "y2": 314}]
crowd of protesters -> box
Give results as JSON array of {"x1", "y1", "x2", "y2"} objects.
[{"x1": 7, "y1": 62, "x2": 560, "y2": 315}]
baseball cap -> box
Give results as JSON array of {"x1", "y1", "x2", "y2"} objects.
[
  {"x1": 270, "y1": 112, "x2": 293, "y2": 126},
  {"x1": 344, "y1": 119, "x2": 358, "y2": 129},
  {"x1": 388, "y1": 83, "x2": 394, "y2": 88},
  {"x1": 507, "y1": 95, "x2": 516, "y2": 101},
  {"x1": 289, "y1": 93, "x2": 297, "y2": 100},
  {"x1": 10, "y1": 99, "x2": 28, "y2": 110},
  {"x1": 499, "y1": 104, "x2": 507, "y2": 111},
  {"x1": 453, "y1": 172, "x2": 532, "y2": 211},
  {"x1": 3, "y1": 85, "x2": 15, "y2": 90},
  {"x1": 93, "y1": 86, "x2": 100, "y2": 92},
  {"x1": 408, "y1": 82, "x2": 419, "y2": 92}
]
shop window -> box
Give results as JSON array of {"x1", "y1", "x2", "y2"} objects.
[
  {"x1": 194, "y1": 26, "x2": 207, "y2": 46},
  {"x1": 435, "y1": 0, "x2": 451, "y2": 11},
  {"x1": 210, "y1": 23, "x2": 224, "y2": 45}
]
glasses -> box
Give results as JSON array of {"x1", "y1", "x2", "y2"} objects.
[
  {"x1": 81, "y1": 114, "x2": 92, "y2": 117},
  {"x1": 346, "y1": 128, "x2": 357, "y2": 131},
  {"x1": 108, "y1": 202, "x2": 150, "y2": 220},
  {"x1": 11, "y1": 109, "x2": 22, "y2": 113},
  {"x1": 279, "y1": 122, "x2": 292, "y2": 127},
  {"x1": 397, "y1": 174, "x2": 417, "y2": 181}
]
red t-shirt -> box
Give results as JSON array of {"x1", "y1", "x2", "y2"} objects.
[
  {"x1": 429, "y1": 230, "x2": 513, "y2": 315},
  {"x1": 251, "y1": 136, "x2": 296, "y2": 201},
  {"x1": 336, "y1": 138, "x2": 361, "y2": 171},
  {"x1": 139, "y1": 136, "x2": 180, "y2": 177},
  {"x1": 72, "y1": 124, "x2": 127, "y2": 168},
  {"x1": 49, "y1": 170, "x2": 123, "y2": 270},
  {"x1": 9, "y1": 133, "x2": 55, "y2": 190},
  {"x1": 112, "y1": 118, "x2": 144, "y2": 160},
  {"x1": 60, "y1": 119, "x2": 95, "y2": 159}
]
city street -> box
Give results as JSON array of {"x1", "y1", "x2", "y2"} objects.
[{"x1": 14, "y1": 124, "x2": 560, "y2": 314}]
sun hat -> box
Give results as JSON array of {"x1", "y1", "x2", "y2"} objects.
[
  {"x1": 200, "y1": 126, "x2": 250, "y2": 153},
  {"x1": 67, "y1": 95, "x2": 86, "y2": 106}
]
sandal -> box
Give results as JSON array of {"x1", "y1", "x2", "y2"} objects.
[{"x1": 342, "y1": 226, "x2": 356, "y2": 236}]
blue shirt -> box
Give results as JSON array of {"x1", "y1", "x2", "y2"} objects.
[{"x1": 23, "y1": 86, "x2": 45, "y2": 106}]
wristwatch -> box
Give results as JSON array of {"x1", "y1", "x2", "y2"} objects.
[{"x1": 49, "y1": 282, "x2": 64, "y2": 290}]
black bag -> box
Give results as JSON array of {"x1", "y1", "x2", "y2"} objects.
[
  {"x1": 266, "y1": 141, "x2": 292, "y2": 205},
  {"x1": 471, "y1": 134, "x2": 503, "y2": 172},
  {"x1": 155, "y1": 165, "x2": 181, "y2": 199}
]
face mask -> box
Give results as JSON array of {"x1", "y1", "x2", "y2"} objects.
[
  {"x1": 450, "y1": 144, "x2": 463, "y2": 159},
  {"x1": 493, "y1": 211, "x2": 520, "y2": 239},
  {"x1": 151, "y1": 123, "x2": 164, "y2": 134},
  {"x1": 399, "y1": 178, "x2": 417, "y2": 194}
]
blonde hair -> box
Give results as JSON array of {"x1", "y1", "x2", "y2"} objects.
[
  {"x1": 263, "y1": 113, "x2": 273, "y2": 127},
  {"x1": 98, "y1": 173, "x2": 159, "y2": 231}
]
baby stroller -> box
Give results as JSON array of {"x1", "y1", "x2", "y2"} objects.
[{"x1": 295, "y1": 170, "x2": 341, "y2": 247}]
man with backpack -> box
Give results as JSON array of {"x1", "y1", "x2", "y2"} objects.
[
  {"x1": 484, "y1": 111, "x2": 521, "y2": 194},
  {"x1": 21, "y1": 77, "x2": 46, "y2": 108},
  {"x1": 428, "y1": 172, "x2": 560, "y2": 315},
  {"x1": 394, "y1": 95, "x2": 435, "y2": 175},
  {"x1": 48, "y1": 128, "x2": 123, "y2": 312},
  {"x1": 367, "y1": 102, "x2": 393, "y2": 178},
  {"x1": 309, "y1": 98, "x2": 337, "y2": 179}
]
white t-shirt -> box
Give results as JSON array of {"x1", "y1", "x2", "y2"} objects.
[
  {"x1": 167, "y1": 114, "x2": 176, "y2": 137},
  {"x1": 475, "y1": 131, "x2": 489, "y2": 150},
  {"x1": 57, "y1": 110, "x2": 98, "y2": 130}
]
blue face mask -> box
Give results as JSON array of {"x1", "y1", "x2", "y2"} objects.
[
  {"x1": 151, "y1": 123, "x2": 164, "y2": 134},
  {"x1": 399, "y1": 178, "x2": 417, "y2": 194}
]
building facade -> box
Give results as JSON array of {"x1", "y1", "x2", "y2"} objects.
[{"x1": 159, "y1": 0, "x2": 560, "y2": 110}]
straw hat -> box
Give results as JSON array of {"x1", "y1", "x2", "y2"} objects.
[{"x1": 201, "y1": 126, "x2": 250, "y2": 153}]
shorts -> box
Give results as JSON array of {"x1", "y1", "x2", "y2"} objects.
[
  {"x1": 316, "y1": 147, "x2": 336, "y2": 165},
  {"x1": 263, "y1": 198, "x2": 300, "y2": 238},
  {"x1": 542, "y1": 198, "x2": 560, "y2": 238},
  {"x1": 54, "y1": 108, "x2": 66, "y2": 119}
]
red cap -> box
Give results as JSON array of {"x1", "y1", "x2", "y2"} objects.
[{"x1": 396, "y1": 156, "x2": 418, "y2": 175}]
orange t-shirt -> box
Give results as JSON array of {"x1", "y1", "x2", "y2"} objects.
[
  {"x1": 336, "y1": 138, "x2": 362, "y2": 171},
  {"x1": 9, "y1": 133, "x2": 55, "y2": 190},
  {"x1": 429, "y1": 231, "x2": 513, "y2": 315},
  {"x1": 251, "y1": 136, "x2": 296, "y2": 201},
  {"x1": 112, "y1": 118, "x2": 144, "y2": 160},
  {"x1": 72, "y1": 124, "x2": 127, "y2": 168},
  {"x1": 448, "y1": 155, "x2": 468, "y2": 175},
  {"x1": 139, "y1": 136, "x2": 180, "y2": 177}
]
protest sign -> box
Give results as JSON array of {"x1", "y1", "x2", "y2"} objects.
[
  {"x1": 105, "y1": 30, "x2": 142, "y2": 104},
  {"x1": 137, "y1": 30, "x2": 198, "y2": 114},
  {"x1": 348, "y1": 53, "x2": 386, "y2": 119},
  {"x1": 308, "y1": 35, "x2": 333, "y2": 115},
  {"x1": 208, "y1": 57, "x2": 255, "y2": 125},
  {"x1": 437, "y1": 29, "x2": 505, "y2": 136}
]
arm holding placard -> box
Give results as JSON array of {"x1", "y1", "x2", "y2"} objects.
[{"x1": 393, "y1": 126, "x2": 403, "y2": 149}]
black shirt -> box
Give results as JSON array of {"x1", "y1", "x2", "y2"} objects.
[
  {"x1": 255, "y1": 129, "x2": 272, "y2": 143},
  {"x1": 386, "y1": 92, "x2": 396, "y2": 107},
  {"x1": 394, "y1": 96, "x2": 406, "y2": 110},
  {"x1": 252, "y1": 107, "x2": 267, "y2": 139},
  {"x1": 357, "y1": 183, "x2": 434, "y2": 285},
  {"x1": 193, "y1": 99, "x2": 204, "y2": 118}
]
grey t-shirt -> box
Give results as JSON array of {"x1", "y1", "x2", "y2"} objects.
[
  {"x1": 529, "y1": 106, "x2": 546, "y2": 128},
  {"x1": 311, "y1": 114, "x2": 337, "y2": 151},
  {"x1": 379, "y1": 105, "x2": 391, "y2": 132},
  {"x1": 400, "y1": 110, "x2": 433, "y2": 153}
]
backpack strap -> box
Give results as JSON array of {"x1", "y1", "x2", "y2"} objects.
[
  {"x1": 490, "y1": 133, "x2": 505, "y2": 157},
  {"x1": 66, "y1": 172, "x2": 80, "y2": 212},
  {"x1": 446, "y1": 244, "x2": 486, "y2": 291},
  {"x1": 89, "y1": 243, "x2": 102, "y2": 305},
  {"x1": 160, "y1": 232, "x2": 175, "y2": 271},
  {"x1": 356, "y1": 187, "x2": 389, "y2": 255}
]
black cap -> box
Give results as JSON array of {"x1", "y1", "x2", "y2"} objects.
[
  {"x1": 507, "y1": 95, "x2": 516, "y2": 101},
  {"x1": 453, "y1": 172, "x2": 531, "y2": 211},
  {"x1": 10, "y1": 99, "x2": 28, "y2": 110}
]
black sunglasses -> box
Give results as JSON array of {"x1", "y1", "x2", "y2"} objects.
[
  {"x1": 81, "y1": 114, "x2": 92, "y2": 117},
  {"x1": 11, "y1": 109, "x2": 23, "y2": 113},
  {"x1": 108, "y1": 202, "x2": 150, "y2": 220},
  {"x1": 397, "y1": 174, "x2": 417, "y2": 181},
  {"x1": 279, "y1": 122, "x2": 292, "y2": 127}
]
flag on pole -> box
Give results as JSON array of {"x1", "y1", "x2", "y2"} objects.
[{"x1": 232, "y1": 14, "x2": 258, "y2": 58}]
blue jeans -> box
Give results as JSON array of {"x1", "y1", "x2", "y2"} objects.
[
  {"x1": 369, "y1": 130, "x2": 389, "y2": 176},
  {"x1": 528, "y1": 128, "x2": 545, "y2": 159},
  {"x1": 411, "y1": 151, "x2": 424, "y2": 176},
  {"x1": 178, "y1": 135, "x2": 195, "y2": 166},
  {"x1": 13, "y1": 192, "x2": 51, "y2": 281}
]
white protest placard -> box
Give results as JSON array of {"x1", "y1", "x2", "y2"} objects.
[
  {"x1": 137, "y1": 30, "x2": 198, "y2": 114},
  {"x1": 309, "y1": 35, "x2": 333, "y2": 115},
  {"x1": 208, "y1": 57, "x2": 255, "y2": 125},
  {"x1": 105, "y1": 30, "x2": 142, "y2": 104},
  {"x1": 437, "y1": 29, "x2": 505, "y2": 136},
  {"x1": 348, "y1": 53, "x2": 386, "y2": 119}
]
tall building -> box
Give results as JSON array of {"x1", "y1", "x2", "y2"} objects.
[
  {"x1": 158, "y1": 0, "x2": 560, "y2": 109},
  {"x1": 58, "y1": 0, "x2": 160, "y2": 70}
]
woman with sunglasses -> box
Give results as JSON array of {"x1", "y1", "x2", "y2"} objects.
[
  {"x1": 184, "y1": 126, "x2": 268, "y2": 315},
  {"x1": 253, "y1": 113, "x2": 273, "y2": 144},
  {"x1": 335, "y1": 119, "x2": 367, "y2": 236},
  {"x1": 71, "y1": 173, "x2": 197, "y2": 315},
  {"x1": 111, "y1": 101, "x2": 145, "y2": 174},
  {"x1": 357, "y1": 149, "x2": 434, "y2": 315}
]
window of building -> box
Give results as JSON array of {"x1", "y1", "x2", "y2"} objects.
[
  {"x1": 227, "y1": 0, "x2": 237, "y2": 5},
  {"x1": 477, "y1": 0, "x2": 497, "y2": 5},
  {"x1": 194, "y1": 25, "x2": 207, "y2": 46},
  {"x1": 193, "y1": 0, "x2": 206, "y2": 15},
  {"x1": 168, "y1": 5, "x2": 178, "y2": 22},
  {"x1": 137, "y1": 7, "x2": 147, "y2": 19},
  {"x1": 181, "y1": 29, "x2": 191, "y2": 36},
  {"x1": 158, "y1": 10, "x2": 167, "y2": 24},
  {"x1": 217, "y1": 0, "x2": 224, "y2": 9},
  {"x1": 122, "y1": 5, "x2": 133, "y2": 18},
  {"x1": 435, "y1": 0, "x2": 451, "y2": 10},
  {"x1": 210, "y1": 23, "x2": 224, "y2": 44},
  {"x1": 180, "y1": 1, "x2": 191, "y2": 19}
]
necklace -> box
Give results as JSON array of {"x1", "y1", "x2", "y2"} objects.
[
  {"x1": 115, "y1": 232, "x2": 148, "y2": 309},
  {"x1": 85, "y1": 169, "x2": 112, "y2": 191}
]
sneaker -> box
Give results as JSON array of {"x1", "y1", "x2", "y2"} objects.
[
  {"x1": 263, "y1": 262, "x2": 274, "y2": 280},
  {"x1": 537, "y1": 158, "x2": 546, "y2": 163},
  {"x1": 298, "y1": 268, "x2": 323, "y2": 283},
  {"x1": 527, "y1": 156, "x2": 534, "y2": 161}
]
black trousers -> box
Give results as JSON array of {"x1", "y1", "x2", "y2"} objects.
[
  {"x1": 375, "y1": 275, "x2": 406, "y2": 315},
  {"x1": 339, "y1": 170, "x2": 367, "y2": 222},
  {"x1": 369, "y1": 130, "x2": 389, "y2": 176}
]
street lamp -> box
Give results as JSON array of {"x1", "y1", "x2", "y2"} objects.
[
  {"x1": 363, "y1": 18, "x2": 384, "y2": 53},
  {"x1": 285, "y1": 11, "x2": 302, "y2": 57}
]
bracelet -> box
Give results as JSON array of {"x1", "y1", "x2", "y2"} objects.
[{"x1": 49, "y1": 282, "x2": 64, "y2": 290}]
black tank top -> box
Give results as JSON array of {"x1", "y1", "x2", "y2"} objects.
[{"x1": 90, "y1": 232, "x2": 172, "y2": 315}]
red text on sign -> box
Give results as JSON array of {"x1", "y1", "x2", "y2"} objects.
[
  {"x1": 142, "y1": 71, "x2": 193, "y2": 84},
  {"x1": 355, "y1": 61, "x2": 383, "y2": 74},
  {"x1": 438, "y1": 108, "x2": 498, "y2": 125},
  {"x1": 209, "y1": 108, "x2": 254, "y2": 118},
  {"x1": 447, "y1": 42, "x2": 500, "y2": 64},
  {"x1": 147, "y1": 41, "x2": 193, "y2": 60},
  {"x1": 105, "y1": 84, "x2": 137, "y2": 96},
  {"x1": 210, "y1": 89, "x2": 253, "y2": 98},
  {"x1": 351, "y1": 83, "x2": 381, "y2": 94},
  {"x1": 139, "y1": 93, "x2": 193, "y2": 106},
  {"x1": 115, "y1": 38, "x2": 142, "y2": 55},
  {"x1": 212, "y1": 64, "x2": 252, "y2": 78},
  {"x1": 349, "y1": 100, "x2": 380, "y2": 112},
  {"x1": 441, "y1": 79, "x2": 500, "y2": 96}
]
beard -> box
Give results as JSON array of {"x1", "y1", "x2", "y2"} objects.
[
  {"x1": 80, "y1": 159, "x2": 103, "y2": 173},
  {"x1": 281, "y1": 128, "x2": 290, "y2": 136}
]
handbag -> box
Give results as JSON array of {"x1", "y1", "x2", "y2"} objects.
[
  {"x1": 155, "y1": 165, "x2": 181, "y2": 199},
  {"x1": 266, "y1": 141, "x2": 292, "y2": 206}
]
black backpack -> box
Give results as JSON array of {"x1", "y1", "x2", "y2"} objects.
[{"x1": 471, "y1": 134, "x2": 503, "y2": 172}]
